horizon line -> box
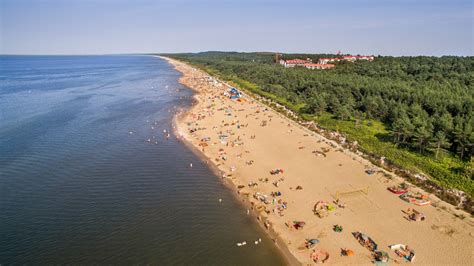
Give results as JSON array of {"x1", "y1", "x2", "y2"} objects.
[{"x1": 0, "y1": 51, "x2": 472, "y2": 57}]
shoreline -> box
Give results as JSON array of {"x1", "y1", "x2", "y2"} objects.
[
  {"x1": 168, "y1": 61, "x2": 299, "y2": 265},
  {"x1": 172, "y1": 114, "x2": 299, "y2": 265},
  {"x1": 161, "y1": 56, "x2": 473, "y2": 265}
]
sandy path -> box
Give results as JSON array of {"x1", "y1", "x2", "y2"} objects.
[{"x1": 163, "y1": 57, "x2": 473, "y2": 265}]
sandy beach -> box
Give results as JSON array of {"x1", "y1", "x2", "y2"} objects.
[{"x1": 163, "y1": 56, "x2": 473, "y2": 265}]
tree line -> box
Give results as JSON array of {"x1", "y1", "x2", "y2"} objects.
[{"x1": 167, "y1": 52, "x2": 473, "y2": 162}]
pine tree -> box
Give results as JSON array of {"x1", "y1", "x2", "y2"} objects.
[
  {"x1": 453, "y1": 116, "x2": 473, "y2": 160},
  {"x1": 412, "y1": 116, "x2": 433, "y2": 153},
  {"x1": 430, "y1": 131, "x2": 449, "y2": 159}
]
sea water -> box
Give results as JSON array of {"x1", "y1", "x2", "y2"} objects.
[{"x1": 0, "y1": 55, "x2": 285, "y2": 265}]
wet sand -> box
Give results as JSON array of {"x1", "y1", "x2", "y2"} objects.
[{"x1": 163, "y1": 56, "x2": 473, "y2": 265}]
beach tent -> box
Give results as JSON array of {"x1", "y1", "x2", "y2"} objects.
[
  {"x1": 307, "y1": 239, "x2": 320, "y2": 245},
  {"x1": 228, "y1": 87, "x2": 241, "y2": 100},
  {"x1": 302, "y1": 239, "x2": 320, "y2": 249}
]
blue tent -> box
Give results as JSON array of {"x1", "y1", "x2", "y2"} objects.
[{"x1": 229, "y1": 87, "x2": 241, "y2": 99}]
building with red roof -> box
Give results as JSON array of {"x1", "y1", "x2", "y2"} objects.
[
  {"x1": 280, "y1": 59, "x2": 310, "y2": 67},
  {"x1": 279, "y1": 53, "x2": 374, "y2": 70},
  {"x1": 319, "y1": 55, "x2": 374, "y2": 64},
  {"x1": 318, "y1": 58, "x2": 343, "y2": 64},
  {"x1": 304, "y1": 63, "x2": 335, "y2": 70}
]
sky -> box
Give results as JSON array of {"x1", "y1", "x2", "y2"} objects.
[{"x1": 0, "y1": 0, "x2": 472, "y2": 56}]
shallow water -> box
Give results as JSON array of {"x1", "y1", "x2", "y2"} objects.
[{"x1": 0, "y1": 55, "x2": 285, "y2": 265}]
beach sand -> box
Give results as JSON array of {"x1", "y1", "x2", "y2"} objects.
[{"x1": 163, "y1": 56, "x2": 473, "y2": 265}]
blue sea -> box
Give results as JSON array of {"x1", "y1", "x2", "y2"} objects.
[{"x1": 0, "y1": 55, "x2": 285, "y2": 265}]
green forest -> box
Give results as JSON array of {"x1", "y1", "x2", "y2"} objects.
[{"x1": 165, "y1": 52, "x2": 473, "y2": 199}]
